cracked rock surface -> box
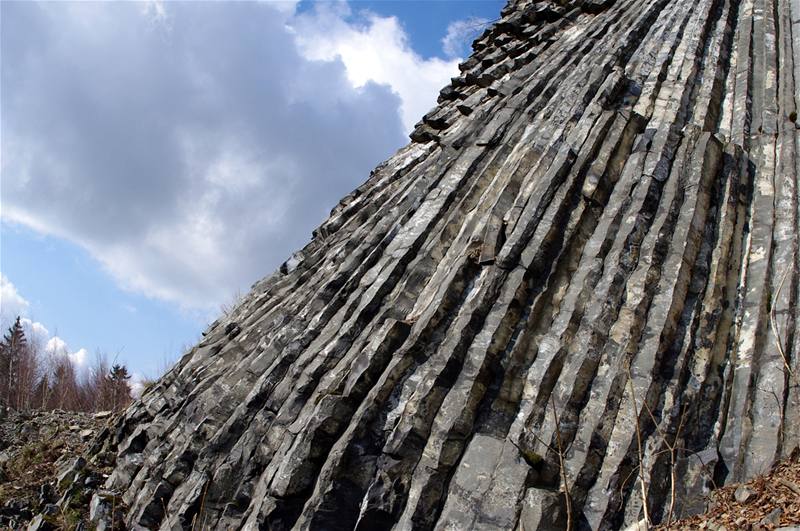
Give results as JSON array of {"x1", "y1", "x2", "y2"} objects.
[{"x1": 95, "y1": 0, "x2": 800, "y2": 528}]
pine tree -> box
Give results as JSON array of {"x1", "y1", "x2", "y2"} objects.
[
  {"x1": 0, "y1": 317, "x2": 27, "y2": 408},
  {"x1": 108, "y1": 364, "x2": 132, "y2": 411}
]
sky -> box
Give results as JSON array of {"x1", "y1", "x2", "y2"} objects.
[{"x1": 0, "y1": 0, "x2": 504, "y2": 384}]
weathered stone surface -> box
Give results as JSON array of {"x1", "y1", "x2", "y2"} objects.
[
  {"x1": 734, "y1": 485, "x2": 756, "y2": 504},
  {"x1": 95, "y1": 0, "x2": 800, "y2": 529},
  {"x1": 761, "y1": 508, "x2": 784, "y2": 525},
  {"x1": 26, "y1": 514, "x2": 55, "y2": 531}
]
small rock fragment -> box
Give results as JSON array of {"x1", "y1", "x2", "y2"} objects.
[
  {"x1": 26, "y1": 515, "x2": 55, "y2": 531},
  {"x1": 734, "y1": 485, "x2": 756, "y2": 503},
  {"x1": 760, "y1": 508, "x2": 782, "y2": 525},
  {"x1": 57, "y1": 456, "x2": 87, "y2": 490}
]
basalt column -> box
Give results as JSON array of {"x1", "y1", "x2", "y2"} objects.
[{"x1": 96, "y1": 0, "x2": 800, "y2": 529}]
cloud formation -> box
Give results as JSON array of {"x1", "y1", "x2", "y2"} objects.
[
  {"x1": 45, "y1": 336, "x2": 88, "y2": 368},
  {"x1": 3, "y1": 1, "x2": 456, "y2": 310},
  {"x1": 0, "y1": 273, "x2": 30, "y2": 325},
  {"x1": 293, "y1": 4, "x2": 460, "y2": 131}
]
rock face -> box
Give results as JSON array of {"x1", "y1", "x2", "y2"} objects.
[{"x1": 99, "y1": 0, "x2": 800, "y2": 529}]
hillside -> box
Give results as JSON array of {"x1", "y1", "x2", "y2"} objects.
[{"x1": 20, "y1": 0, "x2": 800, "y2": 529}]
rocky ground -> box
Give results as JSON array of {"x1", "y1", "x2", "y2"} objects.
[
  {"x1": 657, "y1": 449, "x2": 800, "y2": 531},
  {"x1": 0, "y1": 407, "x2": 121, "y2": 530},
  {"x1": 1, "y1": 406, "x2": 798, "y2": 530}
]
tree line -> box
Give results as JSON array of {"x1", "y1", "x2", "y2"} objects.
[{"x1": 0, "y1": 316, "x2": 133, "y2": 412}]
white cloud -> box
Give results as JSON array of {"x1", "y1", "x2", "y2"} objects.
[
  {"x1": 45, "y1": 336, "x2": 68, "y2": 356},
  {"x1": 70, "y1": 348, "x2": 88, "y2": 367},
  {"x1": 130, "y1": 372, "x2": 146, "y2": 398},
  {"x1": 20, "y1": 318, "x2": 50, "y2": 346},
  {"x1": 45, "y1": 337, "x2": 87, "y2": 368},
  {"x1": 292, "y1": 4, "x2": 461, "y2": 132},
  {"x1": 0, "y1": 272, "x2": 88, "y2": 366},
  {"x1": 442, "y1": 17, "x2": 489, "y2": 59},
  {"x1": 0, "y1": 273, "x2": 30, "y2": 325},
  {"x1": 2, "y1": 1, "x2": 410, "y2": 310}
]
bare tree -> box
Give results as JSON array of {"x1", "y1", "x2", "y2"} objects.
[
  {"x1": 86, "y1": 351, "x2": 112, "y2": 410},
  {"x1": 76, "y1": 351, "x2": 133, "y2": 412},
  {"x1": 0, "y1": 318, "x2": 137, "y2": 413},
  {"x1": 47, "y1": 354, "x2": 82, "y2": 411}
]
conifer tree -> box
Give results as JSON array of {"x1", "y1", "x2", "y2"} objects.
[
  {"x1": 0, "y1": 317, "x2": 28, "y2": 408},
  {"x1": 108, "y1": 363, "x2": 132, "y2": 411}
]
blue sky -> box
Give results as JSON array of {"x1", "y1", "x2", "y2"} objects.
[
  {"x1": 297, "y1": 1, "x2": 502, "y2": 59},
  {"x1": 0, "y1": 0, "x2": 504, "y2": 384},
  {"x1": 1, "y1": 223, "x2": 201, "y2": 378}
]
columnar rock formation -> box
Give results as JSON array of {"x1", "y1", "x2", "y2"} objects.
[{"x1": 98, "y1": 0, "x2": 800, "y2": 528}]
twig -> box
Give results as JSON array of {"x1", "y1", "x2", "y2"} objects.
[
  {"x1": 640, "y1": 399, "x2": 687, "y2": 525},
  {"x1": 517, "y1": 397, "x2": 574, "y2": 529},
  {"x1": 161, "y1": 496, "x2": 170, "y2": 529},
  {"x1": 618, "y1": 448, "x2": 682, "y2": 508},
  {"x1": 627, "y1": 369, "x2": 652, "y2": 527},
  {"x1": 770, "y1": 267, "x2": 793, "y2": 377},
  {"x1": 667, "y1": 407, "x2": 688, "y2": 524},
  {"x1": 550, "y1": 397, "x2": 573, "y2": 531},
  {"x1": 192, "y1": 481, "x2": 210, "y2": 531},
  {"x1": 694, "y1": 448, "x2": 719, "y2": 491},
  {"x1": 200, "y1": 482, "x2": 209, "y2": 530}
]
